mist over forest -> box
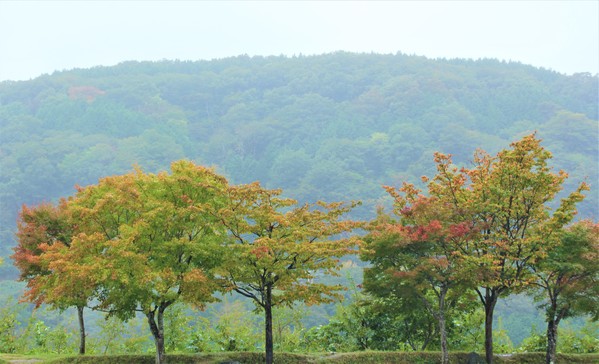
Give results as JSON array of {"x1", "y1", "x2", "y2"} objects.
[
  {"x1": 1, "y1": 53, "x2": 596, "y2": 259},
  {"x1": 0, "y1": 52, "x2": 597, "y2": 361}
]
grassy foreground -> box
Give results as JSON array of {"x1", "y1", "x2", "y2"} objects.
[{"x1": 1, "y1": 352, "x2": 598, "y2": 364}]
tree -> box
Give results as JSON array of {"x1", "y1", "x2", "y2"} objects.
[
  {"x1": 66, "y1": 160, "x2": 228, "y2": 364},
  {"x1": 411, "y1": 134, "x2": 587, "y2": 363},
  {"x1": 362, "y1": 181, "x2": 476, "y2": 364},
  {"x1": 460, "y1": 134, "x2": 588, "y2": 363},
  {"x1": 361, "y1": 134, "x2": 587, "y2": 363},
  {"x1": 531, "y1": 221, "x2": 599, "y2": 364},
  {"x1": 216, "y1": 182, "x2": 359, "y2": 364},
  {"x1": 12, "y1": 201, "x2": 90, "y2": 355}
]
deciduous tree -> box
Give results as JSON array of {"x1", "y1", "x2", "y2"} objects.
[
  {"x1": 531, "y1": 221, "x2": 599, "y2": 364},
  {"x1": 460, "y1": 134, "x2": 588, "y2": 363},
  {"x1": 216, "y1": 182, "x2": 359, "y2": 364},
  {"x1": 12, "y1": 201, "x2": 90, "y2": 355},
  {"x1": 362, "y1": 134, "x2": 587, "y2": 364},
  {"x1": 67, "y1": 160, "x2": 228, "y2": 364},
  {"x1": 362, "y1": 180, "x2": 476, "y2": 364}
]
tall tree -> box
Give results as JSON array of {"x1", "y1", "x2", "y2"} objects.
[
  {"x1": 67, "y1": 160, "x2": 228, "y2": 364},
  {"x1": 362, "y1": 181, "x2": 476, "y2": 364},
  {"x1": 216, "y1": 182, "x2": 359, "y2": 364},
  {"x1": 12, "y1": 201, "x2": 90, "y2": 355},
  {"x1": 461, "y1": 134, "x2": 587, "y2": 364},
  {"x1": 531, "y1": 221, "x2": 599, "y2": 364}
]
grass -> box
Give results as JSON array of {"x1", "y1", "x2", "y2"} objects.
[
  {"x1": 1, "y1": 352, "x2": 598, "y2": 364},
  {"x1": 0, "y1": 353, "x2": 66, "y2": 363}
]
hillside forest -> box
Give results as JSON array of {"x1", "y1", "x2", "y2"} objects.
[{"x1": 0, "y1": 53, "x2": 597, "y2": 364}]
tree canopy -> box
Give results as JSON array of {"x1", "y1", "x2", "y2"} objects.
[
  {"x1": 362, "y1": 134, "x2": 590, "y2": 364},
  {"x1": 217, "y1": 182, "x2": 359, "y2": 364}
]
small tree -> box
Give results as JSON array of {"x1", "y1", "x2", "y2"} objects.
[
  {"x1": 531, "y1": 221, "x2": 599, "y2": 364},
  {"x1": 362, "y1": 180, "x2": 476, "y2": 364},
  {"x1": 216, "y1": 182, "x2": 359, "y2": 364},
  {"x1": 12, "y1": 201, "x2": 90, "y2": 355}
]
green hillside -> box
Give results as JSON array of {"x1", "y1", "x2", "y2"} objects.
[{"x1": 1, "y1": 52, "x2": 597, "y2": 271}]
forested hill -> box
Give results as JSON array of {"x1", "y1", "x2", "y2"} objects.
[{"x1": 0, "y1": 52, "x2": 597, "y2": 265}]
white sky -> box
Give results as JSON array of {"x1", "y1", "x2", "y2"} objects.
[{"x1": 0, "y1": 1, "x2": 597, "y2": 81}]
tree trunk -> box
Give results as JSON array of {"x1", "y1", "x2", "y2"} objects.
[
  {"x1": 439, "y1": 312, "x2": 449, "y2": 364},
  {"x1": 421, "y1": 320, "x2": 435, "y2": 351},
  {"x1": 483, "y1": 289, "x2": 498, "y2": 364},
  {"x1": 546, "y1": 318, "x2": 558, "y2": 364},
  {"x1": 147, "y1": 309, "x2": 167, "y2": 364},
  {"x1": 437, "y1": 288, "x2": 449, "y2": 364},
  {"x1": 265, "y1": 285, "x2": 274, "y2": 364},
  {"x1": 545, "y1": 301, "x2": 565, "y2": 364},
  {"x1": 77, "y1": 305, "x2": 86, "y2": 355}
]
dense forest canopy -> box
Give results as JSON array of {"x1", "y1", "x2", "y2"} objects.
[{"x1": 0, "y1": 52, "x2": 597, "y2": 273}]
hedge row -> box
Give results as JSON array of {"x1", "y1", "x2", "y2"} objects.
[{"x1": 43, "y1": 351, "x2": 599, "y2": 364}]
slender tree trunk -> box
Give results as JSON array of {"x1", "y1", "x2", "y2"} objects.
[
  {"x1": 77, "y1": 305, "x2": 85, "y2": 355},
  {"x1": 546, "y1": 301, "x2": 566, "y2": 364},
  {"x1": 483, "y1": 289, "x2": 498, "y2": 364},
  {"x1": 421, "y1": 320, "x2": 435, "y2": 351},
  {"x1": 265, "y1": 285, "x2": 274, "y2": 364},
  {"x1": 438, "y1": 289, "x2": 449, "y2": 364},
  {"x1": 147, "y1": 309, "x2": 167, "y2": 364},
  {"x1": 546, "y1": 318, "x2": 558, "y2": 364},
  {"x1": 158, "y1": 304, "x2": 167, "y2": 359},
  {"x1": 439, "y1": 312, "x2": 449, "y2": 364}
]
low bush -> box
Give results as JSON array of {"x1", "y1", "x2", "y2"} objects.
[
  {"x1": 45, "y1": 352, "x2": 313, "y2": 364},
  {"x1": 40, "y1": 351, "x2": 599, "y2": 364},
  {"x1": 493, "y1": 352, "x2": 599, "y2": 364}
]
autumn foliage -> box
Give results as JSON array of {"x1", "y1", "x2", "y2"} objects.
[
  {"x1": 12, "y1": 160, "x2": 359, "y2": 364},
  {"x1": 362, "y1": 134, "x2": 590, "y2": 364},
  {"x1": 10, "y1": 135, "x2": 593, "y2": 364}
]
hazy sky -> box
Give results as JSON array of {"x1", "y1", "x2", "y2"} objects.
[{"x1": 1, "y1": 1, "x2": 597, "y2": 81}]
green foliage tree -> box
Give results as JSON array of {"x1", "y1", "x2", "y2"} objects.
[
  {"x1": 300, "y1": 286, "x2": 440, "y2": 353},
  {"x1": 90, "y1": 314, "x2": 152, "y2": 355},
  {"x1": 450, "y1": 309, "x2": 485, "y2": 352},
  {"x1": 187, "y1": 298, "x2": 261, "y2": 353},
  {"x1": 556, "y1": 320, "x2": 599, "y2": 354},
  {"x1": 271, "y1": 304, "x2": 307, "y2": 352},
  {"x1": 368, "y1": 295, "x2": 439, "y2": 351},
  {"x1": 163, "y1": 303, "x2": 193, "y2": 353},
  {"x1": 216, "y1": 182, "x2": 359, "y2": 364},
  {"x1": 65, "y1": 160, "x2": 228, "y2": 364},
  {"x1": 460, "y1": 134, "x2": 588, "y2": 363},
  {"x1": 530, "y1": 221, "x2": 599, "y2": 364},
  {"x1": 0, "y1": 299, "x2": 19, "y2": 353}
]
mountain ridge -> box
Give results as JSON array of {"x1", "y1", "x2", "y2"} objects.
[{"x1": 1, "y1": 52, "x2": 597, "y2": 266}]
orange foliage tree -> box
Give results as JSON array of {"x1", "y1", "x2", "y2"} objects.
[
  {"x1": 215, "y1": 182, "x2": 360, "y2": 364},
  {"x1": 12, "y1": 201, "x2": 92, "y2": 355}
]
